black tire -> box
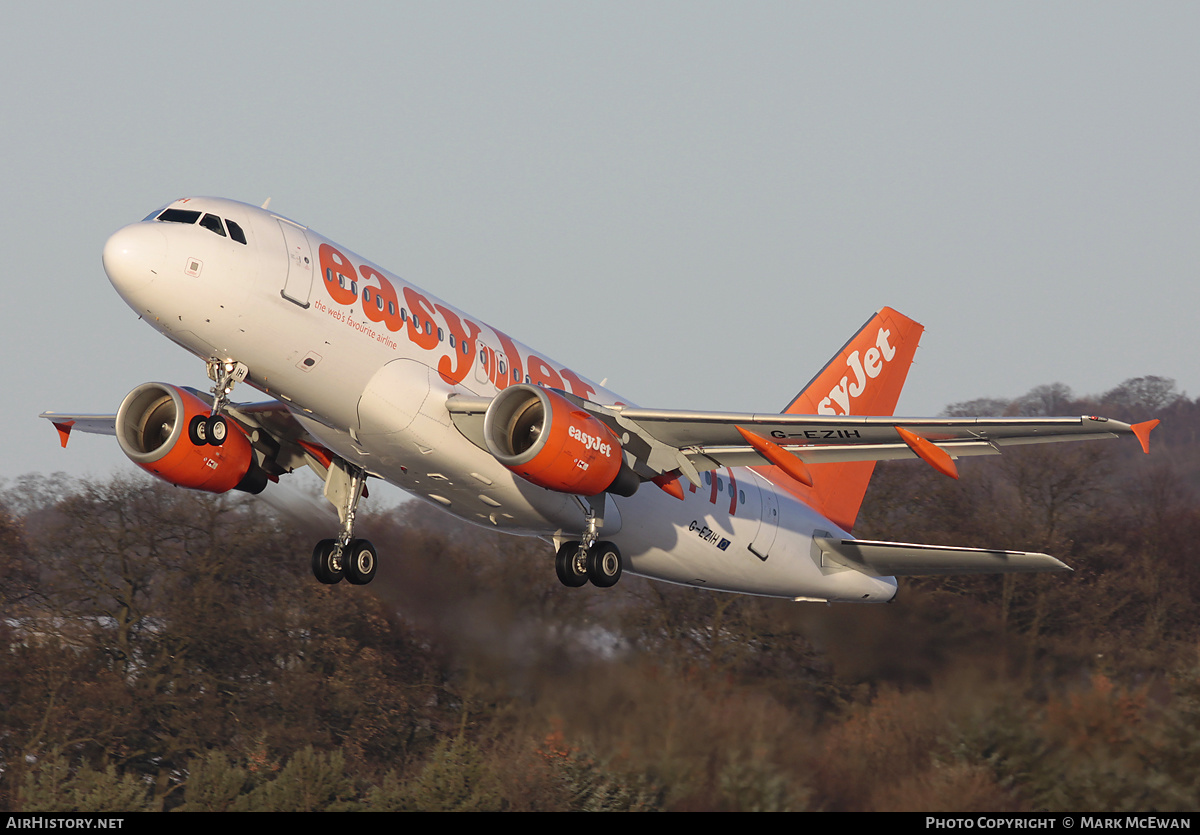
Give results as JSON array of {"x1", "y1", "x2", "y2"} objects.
[
  {"x1": 555, "y1": 542, "x2": 589, "y2": 588},
  {"x1": 208, "y1": 415, "x2": 228, "y2": 446},
  {"x1": 311, "y1": 539, "x2": 344, "y2": 584},
  {"x1": 188, "y1": 415, "x2": 208, "y2": 446},
  {"x1": 344, "y1": 539, "x2": 378, "y2": 585},
  {"x1": 586, "y1": 541, "x2": 623, "y2": 588}
]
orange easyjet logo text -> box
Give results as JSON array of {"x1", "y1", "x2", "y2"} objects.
[
  {"x1": 816, "y1": 327, "x2": 897, "y2": 416},
  {"x1": 316, "y1": 242, "x2": 596, "y2": 400}
]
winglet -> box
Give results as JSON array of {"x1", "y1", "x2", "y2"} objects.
[
  {"x1": 51, "y1": 420, "x2": 75, "y2": 449},
  {"x1": 1132, "y1": 419, "x2": 1160, "y2": 454},
  {"x1": 895, "y1": 426, "x2": 959, "y2": 480},
  {"x1": 737, "y1": 426, "x2": 815, "y2": 487}
]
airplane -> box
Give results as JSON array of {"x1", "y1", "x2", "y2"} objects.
[{"x1": 42, "y1": 197, "x2": 1160, "y2": 602}]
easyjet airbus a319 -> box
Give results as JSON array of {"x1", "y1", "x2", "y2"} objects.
[{"x1": 43, "y1": 197, "x2": 1159, "y2": 601}]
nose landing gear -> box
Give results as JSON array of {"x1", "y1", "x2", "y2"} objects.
[
  {"x1": 187, "y1": 413, "x2": 230, "y2": 446},
  {"x1": 185, "y1": 359, "x2": 249, "y2": 448}
]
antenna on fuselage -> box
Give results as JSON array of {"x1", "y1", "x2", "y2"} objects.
[{"x1": 260, "y1": 198, "x2": 272, "y2": 210}]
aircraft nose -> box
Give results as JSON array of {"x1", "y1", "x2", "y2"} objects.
[{"x1": 103, "y1": 223, "x2": 167, "y2": 303}]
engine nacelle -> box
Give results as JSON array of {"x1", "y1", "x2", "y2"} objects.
[
  {"x1": 115, "y1": 383, "x2": 265, "y2": 494},
  {"x1": 483, "y1": 385, "x2": 638, "y2": 497}
]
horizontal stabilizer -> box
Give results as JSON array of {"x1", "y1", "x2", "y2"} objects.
[{"x1": 814, "y1": 536, "x2": 1071, "y2": 576}]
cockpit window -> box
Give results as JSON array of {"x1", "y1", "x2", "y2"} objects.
[
  {"x1": 156, "y1": 209, "x2": 201, "y2": 224},
  {"x1": 150, "y1": 206, "x2": 248, "y2": 245},
  {"x1": 226, "y1": 219, "x2": 247, "y2": 245},
  {"x1": 200, "y1": 214, "x2": 226, "y2": 237}
]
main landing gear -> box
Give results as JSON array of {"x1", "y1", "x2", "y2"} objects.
[
  {"x1": 312, "y1": 537, "x2": 377, "y2": 585},
  {"x1": 555, "y1": 495, "x2": 624, "y2": 589},
  {"x1": 555, "y1": 540, "x2": 623, "y2": 588},
  {"x1": 311, "y1": 458, "x2": 378, "y2": 586}
]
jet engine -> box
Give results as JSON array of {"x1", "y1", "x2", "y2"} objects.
[
  {"x1": 115, "y1": 383, "x2": 267, "y2": 494},
  {"x1": 484, "y1": 385, "x2": 638, "y2": 497}
]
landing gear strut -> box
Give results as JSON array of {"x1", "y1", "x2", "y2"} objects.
[{"x1": 311, "y1": 457, "x2": 378, "y2": 586}]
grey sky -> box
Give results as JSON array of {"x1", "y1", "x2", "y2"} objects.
[{"x1": 4, "y1": 2, "x2": 1197, "y2": 490}]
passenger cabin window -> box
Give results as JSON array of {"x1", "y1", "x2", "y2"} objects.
[
  {"x1": 200, "y1": 214, "x2": 226, "y2": 237},
  {"x1": 156, "y1": 209, "x2": 201, "y2": 224}
]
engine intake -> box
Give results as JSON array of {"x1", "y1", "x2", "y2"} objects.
[
  {"x1": 116, "y1": 383, "x2": 266, "y2": 494},
  {"x1": 484, "y1": 385, "x2": 637, "y2": 496}
]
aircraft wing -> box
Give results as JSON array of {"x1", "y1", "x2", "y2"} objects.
[
  {"x1": 40, "y1": 413, "x2": 119, "y2": 447},
  {"x1": 596, "y1": 408, "x2": 1157, "y2": 477},
  {"x1": 446, "y1": 391, "x2": 1158, "y2": 486}
]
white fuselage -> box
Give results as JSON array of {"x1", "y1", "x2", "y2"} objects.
[{"x1": 103, "y1": 197, "x2": 897, "y2": 602}]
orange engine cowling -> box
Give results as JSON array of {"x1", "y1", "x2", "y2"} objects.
[
  {"x1": 115, "y1": 383, "x2": 265, "y2": 494},
  {"x1": 484, "y1": 385, "x2": 638, "y2": 497}
]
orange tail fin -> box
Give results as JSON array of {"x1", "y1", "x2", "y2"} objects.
[{"x1": 762, "y1": 307, "x2": 924, "y2": 531}]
